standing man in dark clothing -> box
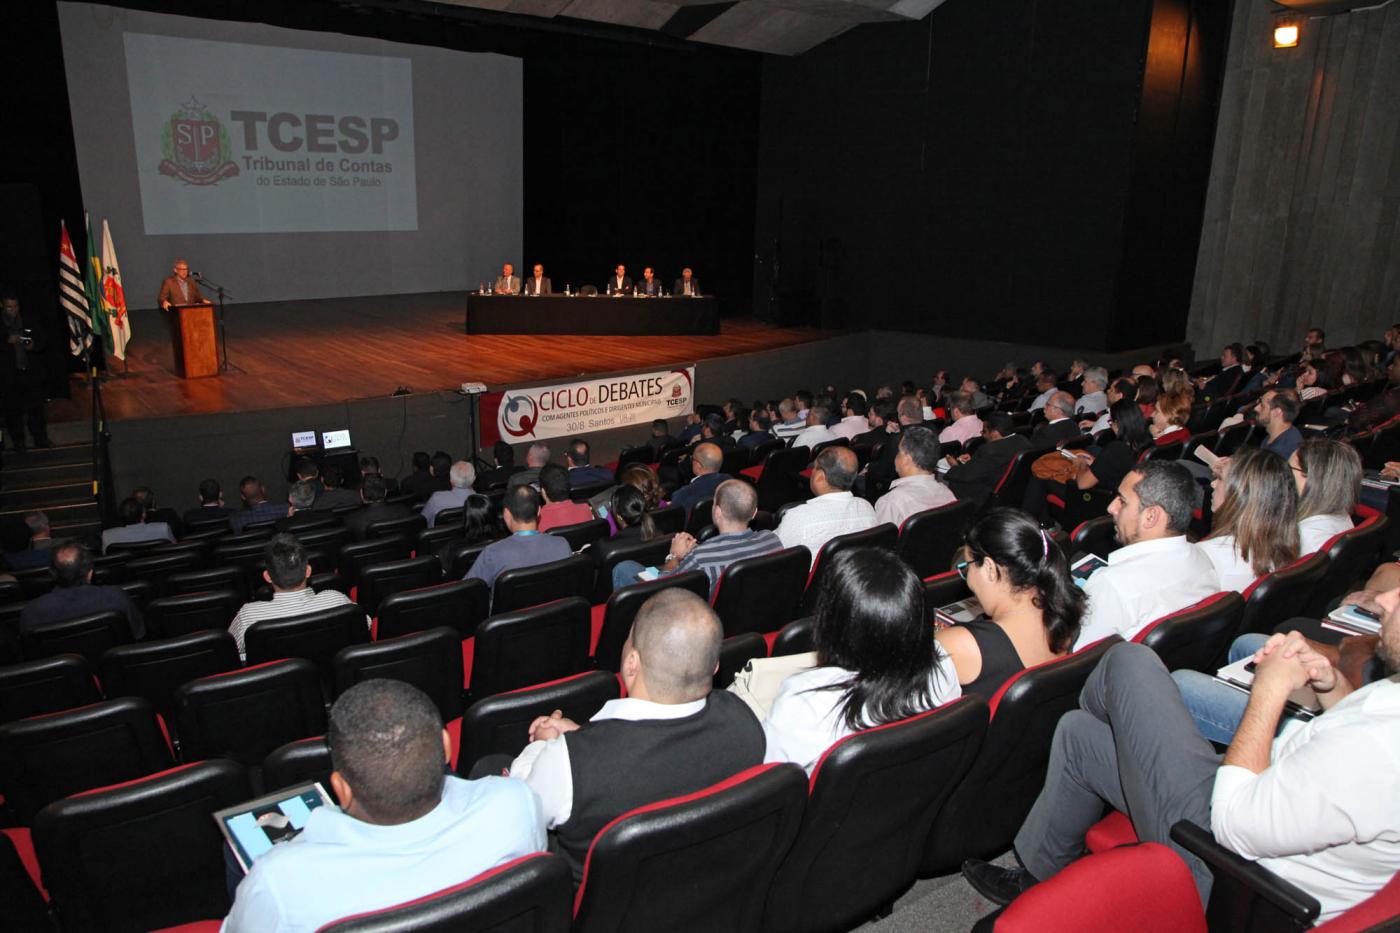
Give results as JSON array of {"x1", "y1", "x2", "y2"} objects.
[{"x1": 0, "y1": 295, "x2": 52, "y2": 452}]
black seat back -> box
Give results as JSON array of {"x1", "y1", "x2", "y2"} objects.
[
  {"x1": 32, "y1": 759, "x2": 252, "y2": 933},
  {"x1": 0, "y1": 696, "x2": 174, "y2": 821},
  {"x1": 356, "y1": 555, "x2": 443, "y2": 616},
  {"x1": 334, "y1": 627, "x2": 464, "y2": 722},
  {"x1": 174, "y1": 658, "x2": 327, "y2": 764},
  {"x1": 491, "y1": 553, "x2": 595, "y2": 615},
  {"x1": 338, "y1": 537, "x2": 414, "y2": 583},
  {"x1": 145, "y1": 588, "x2": 242, "y2": 638},
  {"x1": 548, "y1": 518, "x2": 610, "y2": 552},
  {"x1": 685, "y1": 498, "x2": 715, "y2": 536},
  {"x1": 756, "y1": 446, "x2": 813, "y2": 514},
  {"x1": 1306, "y1": 512, "x2": 1388, "y2": 617},
  {"x1": 456, "y1": 670, "x2": 621, "y2": 776},
  {"x1": 1137, "y1": 592, "x2": 1246, "y2": 674},
  {"x1": 443, "y1": 539, "x2": 495, "y2": 579},
  {"x1": 262, "y1": 736, "x2": 334, "y2": 795},
  {"x1": 800, "y1": 526, "x2": 898, "y2": 615},
  {"x1": 588, "y1": 533, "x2": 675, "y2": 604},
  {"x1": 648, "y1": 504, "x2": 686, "y2": 535},
  {"x1": 1239, "y1": 552, "x2": 1329, "y2": 637},
  {"x1": 711, "y1": 546, "x2": 811, "y2": 637},
  {"x1": 20, "y1": 610, "x2": 131, "y2": 667},
  {"x1": 0, "y1": 654, "x2": 100, "y2": 724},
  {"x1": 377, "y1": 578, "x2": 491, "y2": 641},
  {"x1": 470, "y1": 597, "x2": 592, "y2": 698},
  {"x1": 922, "y1": 570, "x2": 973, "y2": 625},
  {"x1": 244, "y1": 602, "x2": 371, "y2": 687},
  {"x1": 770, "y1": 617, "x2": 815, "y2": 658},
  {"x1": 595, "y1": 572, "x2": 711, "y2": 673},
  {"x1": 164, "y1": 565, "x2": 246, "y2": 602},
  {"x1": 365, "y1": 513, "x2": 427, "y2": 541},
  {"x1": 897, "y1": 499, "x2": 977, "y2": 578},
  {"x1": 715, "y1": 633, "x2": 769, "y2": 689},
  {"x1": 98, "y1": 630, "x2": 241, "y2": 719},
  {"x1": 1069, "y1": 514, "x2": 1120, "y2": 560}
]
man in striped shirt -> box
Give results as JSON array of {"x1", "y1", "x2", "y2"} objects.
[
  {"x1": 613, "y1": 479, "x2": 782, "y2": 595},
  {"x1": 228, "y1": 533, "x2": 365, "y2": 660}
]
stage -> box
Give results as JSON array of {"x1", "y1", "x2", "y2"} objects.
[{"x1": 49, "y1": 291, "x2": 835, "y2": 424}]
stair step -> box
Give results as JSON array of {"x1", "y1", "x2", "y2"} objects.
[
  {"x1": 1, "y1": 443, "x2": 93, "y2": 470},
  {"x1": 0, "y1": 500, "x2": 99, "y2": 522},
  {"x1": 1, "y1": 482, "x2": 94, "y2": 509},
  {"x1": 1, "y1": 461, "x2": 92, "y2": 489}
]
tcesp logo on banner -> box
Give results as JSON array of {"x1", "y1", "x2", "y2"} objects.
[{"x1": 482, "y1": 366, "x2": 695, "y2": 445}]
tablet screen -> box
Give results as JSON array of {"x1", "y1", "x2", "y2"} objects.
[{"x1": 216, "y1": 782, "x2": 333, "y2": 873}]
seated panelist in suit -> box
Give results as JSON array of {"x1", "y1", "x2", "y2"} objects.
[
  {"x1": 606, "y1": 264, "x2": 633, "y2": 296},
  {"x1": 522, "y1": 263, "x2": 551, "y2": 296},
  {"x1": 493, "y1": 263, "x2": 521, "y2": 295},
  {"x1": 673, "y1": 267, "x2": 701, "y2": 297},
  {"x1": 157, "y1": 258, "x2": 210, "y2": 310},
  {"x1": 636, "y1": 267, "x2": 663, "y2": 297}
]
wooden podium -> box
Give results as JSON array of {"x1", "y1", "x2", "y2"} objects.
[{"x1": 171, "y1": 302, "x2": 218, "y2": 378}]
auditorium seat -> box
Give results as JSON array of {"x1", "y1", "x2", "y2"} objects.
[
  {"x1": 183, "y1": 515, "x2": 231, "y2": 535},
  {"x1": 685, "y1": 498, "x2": 715, "y2": 536},
  {"x1": 770, "y1": 616, "x2": 815, "y2": 658},
  {"x1": 0, "y1": 654, "x2": 100, "y2": 724},
  {"x1": 710, "y1": 546, "x2": 810, "y2": 638},
  {"x1": 124, "y1": 549, "x2": 206, "y2": 591},
  {"x1": 295, "y1": 525, "x2": 351, "y2": 553},
  {"x1": 1069, "y1": 515, "x2": 1119, "y2": 560},
  {"x1": 318, "y1": 853, "x2": 574, "y2": 933},
  {"x1": 31, "y1": 759, "x2": 252, "y2": 932},
  {"x1": 163, "y1": 565, "x2": 246, "y2": 602},
  {"x1": 799, "y1": 525, "x2": 898, "y2": 616},
  {"x1": 468, "y1": 597, "x2": 591, "y2": 698},
  {"x1": 593, "y1": 572, "x2": 710, "y2": 672},
  {"x1": 715, "y1": 632, "x2": 768, "y2": 689},
  {"x1": 365, "y1": 513, "x2": 427, "y2": 541},
  {"x1": 20, "y1": 610, "x2": 131, "y2": 667},
  {"x1": 548, "y1": 517, "x2": 610, "y2": 552},
  {"x1": 986, "y1": 450, "x2": 1038, "y2": 511},
  {"x1": 334, "y1": 627, "x2": 464, "y2": 725},
  {"x1": 144, "y1": 589, "x2": 242, "y2": 638},
  {"x1": 921, "y1": 636, "x2": 1122, "y2": 875},
  {"x1": 572, "y1": 763, "x2": 808, "y2": 933},
  {"x1": 244, "y1": 602, "x2": 371, "y2": 689},
  {"x1": 970, "y1": 842, "x2": 1206, "y2": 933},
  {"x1": 1304, "y1": 510, "x2": 1388, "y2": 618},
  {"x1": 338, "y1": 537, "x2": 414, "y2": 584},
  {"x1": 99, "y1": 630, "x2": 240, "y2": 721},
  {"x1": 355, "y1": 554, "x2": 443, "y2": 616},
  {"x1": 897, "y1": 499, "x2": 977, "y2": 579},
  {"x1": 174, "y1": 659, "x2": 327, "y2": 766},
  {"x1": 262, "y1": 735, "x2": 334, "y2": 796},
  {"x1": 11, "y1": 565, "x2": 57, "y2": 599},
  {"x1": 1213, "y1": 422, "x2": 1258, "y2": 457},
  {"x1": 570, "y1": 481, "x2": 614, "y2": 504},
  {"x1": 1133, "y1": 592, "x2": 1245, "y2": 674},
  {"x1": 1169, "y1": 819, "x2": 1327, "y2": 933},
  {"x1": 376, "y1": 578, "x2": 490, "y2": 641},
  {"x1": 753, "y1": 446, "x2": 812, "y2": 514},
  {"x1": 588, "y1": 533, "x2": 675, "y2": 605},
  {"x1": 648, "y1": 503, "x2": 685, "y2": 535},
  {"x1": 1238, "y1": 551, "x2": 1329, "y2": 637},
  {"x1": 116, "y1": 577, "x2": 156, "y2": 612},
  {"x1": 442, "y1": 539, "x2": 494, "y2": 579},
  {"x1": 0, "y1": 696, "x2": 175, "y2": 821},
  {"x1": 490, "y1": 553, "x2": 595, "y2": 615},
  {"x1": 763, "y1": 697, "x2": 988, "y2": 933},
  {"x1": 455, "y1": 670, "x2": 620, "y2": 776},
  {"x1": 1050, "y1": 487, "x2": 1116, "y2": 532},
  {"x1": 417, "y1": 524, "x2": 462, "y2": 554}
]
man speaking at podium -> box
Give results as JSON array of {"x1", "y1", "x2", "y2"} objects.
[{"x1": 157, "y1": 258, "x2": 210, "y2": 310}]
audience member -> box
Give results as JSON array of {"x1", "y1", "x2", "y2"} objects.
[
  {"x1": 459, "y1": 494, "x2": 504, "y2": 546},
  {"x1": 945, "y1": 412, "x2": 1030, "y2": 504},
  {"x1": 399, "y1": 451, "x2": 436, "y2": 502},
  {"x1": 1293, "y1": 439, "x2": 1361, "y2": 553},
  {"x1": 964, "y1": 617, "x2": 1400, "y2": 921},
  {"x1": 938, "y1": 393, "x2": 984, "y2": 447},
  {"x1": 19, "y1": 543, "x2": 143, "y2": 638},
  {"x1": 1199, "y1": 343, "x2": 1246, "y2": 398},
  {"x1": 830, "y1": 394, "x2": 870, "y2": 441},
  {"x1": 792, "y1": 403, "x2": 838, "y2": 450},
  {"x1": 698, "y1": 412, "x2": 736, "y2": 451},
  {"x1": 358, "y1": 456, "x2": 397, "y2": 496},
  {"x1": 646, "y1": 418, "x2": 677, "y2": 453},
  {"x1": 507, "y1": 442, "x2": 552, "y2": 490},
  {"x1": 1082, "y1": 377, "x2": 1134, "y2": 434},
  {"x1": 738, "y1": 411, "x2": 773, "y2": 449},
  {"x1": 476, "y1": 441, "x2": 522, "y2": 490},
  {"x1": 617, "y1": 479, "x2": 780, "y2": 593},
  {"x1": 959, "y1": 376, "x2": 990, "y2": 410},
  {"x1": 426, "y1": 451, "x2": 453, "y2": 497},
  {"x1": 1073, "y1": 461, "x2": 1218, "y2": 647},
  {"x1": 776, "y1": 447, "x2": 876, "y2": 566},
  {"x1": 771, "y1": 398, "x2": 806, "y2": 439},
  {"x1": 183, "y1": 478, "x2": 230, "y2": 526},
  {"x1": 853, "y1": 398, "x2": 899, "y2": 448},
  {"x1": 101, "y1": 496, "x2": 176, "y2": 553},
  {"x1": 130, "y1": 486, "x2": 182, "y2": 532},
  {"x1": 422, "y1": 461, "x2": 476, "y2": 528},
  {"x1": 1197, "y1": 448, "x2": 1300, "y2": 592},
  {"x1": 670, "y1": 442, "x2": 729, "y2": 514},
  {"x1": 4, "y1": 511, "x2": 53, "y2": 570},
  {"x1": 537, "y1": 463, "x2": 593, "y2": 531},
  {"x1": 1028, "y1": 392, "x2": 1081, "y2": 451},
  {"x1": 228, "y1": 533, "x2": 361, "y2": 659},
  {"x1": 565, "y1": 438, "x2": 613, "y2": 487},
  {"x1": 506, "y1": 588, "x2": 764, "y2": 880},
  {"x1": 1294, "y1": 359, "x2": 1329, "y2": 400},
  {"x1": 763, "y1": 548, "x2": 960, "y2": 773},
  {"x1": 677, "y1": 411, "x2": 705, "y2": 445},
  {"x1": 1027, "y1": 371, "x2": 1059, "y2": 412},
  {"x1": 606, "y1": 485, "x2": 657, "y2": 543},
  {"x1": 937, "y1": 509, "x2": 1083, "y2": 699},
  {"x1": 1061, "y1": 398, "x2": 1153, "y2": 494},
  {"x1": 861, "y1": 395, "x2": 926, "y2": 495},
  {"x1": 312, "y1": 465, "x2": 362, "y2": 511},
  {"x1": 1346, "y1": 354, "x2": 1400, "y2": 431},
  {"x1": 344, "y1": 474, "x2": 413, "y2": 542},
  {"x1": 874, "y1": 426, "x2": 956, "y2": 526},
  {"x1": 279, "y1": 480, "x2": 326, "y2": 532},
  {"x1": 1149, "y1": 391, "x2": 1193, "y2": 447},
  {"x1": 1075, "y1": 367, "x2": 1109, "y2": 415},
  {"x1": 466, "y1": 485, "x2": 571, "y2": 594},
  {"x1": 1256, "y1": 388, "x2": 1303, "y2": 459},
  {"x1": 224, "y1": 679, "x2": 545, "y2": 931}
]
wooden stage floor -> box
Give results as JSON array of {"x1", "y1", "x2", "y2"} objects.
[{"x1": 50, "y1": 292, "x2": 835, "y2": 424}]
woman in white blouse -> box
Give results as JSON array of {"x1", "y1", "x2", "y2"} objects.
[
  {"x1": 1292, "y1": 439, "x2": 1361, "y2": 554},
  {"x1": 762, "y1": 548, "x2": 960, "y2": 774},
  {"x1": 1198, "y1": 448, "x2": 1300, "y2": 592}
]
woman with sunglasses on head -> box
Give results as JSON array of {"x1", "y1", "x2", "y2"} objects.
[{"x1": 936, "y1": 508, "x2": 1085, "y2": 700}]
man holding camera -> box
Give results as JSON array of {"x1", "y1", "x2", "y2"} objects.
[{"x1": 0, "y1": 295, "x2": 52, "y2": 452}]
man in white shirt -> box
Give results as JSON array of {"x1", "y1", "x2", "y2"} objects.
[
  {"x1": 224, "y1": 679, "x2": 545, "y2": 932},
  {"x1": 776, "y1": 446, "x2": 878, "y2": 566},
  {"x1": 1075, "y1": 367, "x2": 1110, "y2": 416},
  {"x1": 965, "y1": 597, "x2": 1400, "y2": 922},
  {"x1": 228, "y1": 534, "x2": 365, "y2": 660},
  {"x1": 504, "y1": 589, "x2": 764, "y2": 880},
  {"x1": 937, "y1": 393, "x2": 984, "y2": 448},
  {"x1": 830, "y1": 394, "x2": 871, "y2": 441},
  {"x1": 1073, "y1": 461, "x2": 1219, "y2": 648},
  {"x1": 792, "y1": 404, "x2": 838, "y2": 451},
  {"x1": 421, "y1": 461, "x2": 476, "y2": 528},
  {"x1": 874, "y1": 426, "x2": 956, "y2": 527},
  {"x1": 1027, "y1": 371, "x2": 1058, "y2": 412},
  {"x1": 1082, "y1": 377, "x2": 1134, "y2": 434},
  {"x1": 100, "y1": 497, "x2": 176, "y2": 554}
]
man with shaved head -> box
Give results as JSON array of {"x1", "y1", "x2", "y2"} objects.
[
  {"x1": 613, "y1": 479, "x2": 783, "y2": 594},
  {"x1": 507, "y1": 588, "x2": 764, "y2": 880},
  {"x1": 776, "y1": 446, "x2": 877, "y2": 566},
  {"x1": 669, "y1": 440, "x2": 730, "y2": 515}
]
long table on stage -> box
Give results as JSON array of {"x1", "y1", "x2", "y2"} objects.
[{"x1": 464, "y1": 294, "x2": 719, "y2": 336}]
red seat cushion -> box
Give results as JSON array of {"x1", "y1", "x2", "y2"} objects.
[
  {"x1": 590, "y1": 604, "x2": 606, "y2": 656},
  {"x1": 461, "y1": 637, "x2": 475, "y2": 690},
  {"x1": 799, "y1": 467, "x2": 813, "y2": 479},
  {"x1": 762, "y1": 630, "x2": 781, "y2": 653},
  {"x1": 1, "y1": 827, "x2": 46, "y2": 902},
  {"x1": 740, "y1": 465, "x2": 763, "y2": 481},
  {"x1": 1046, "y1": 494, "x2": 1066, "y2": 510},
  {"x1": 445, "y1": 716, "x2": 461, "y2": 772},
  {"x1": 1085, "y1": 810, "x2": 1138, "y2": 853},
  {"x1": 149, "y1": 922, "x2": 223, "y2": 933}
]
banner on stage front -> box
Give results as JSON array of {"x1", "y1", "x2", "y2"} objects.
[{"x1": 481, "y1": 366, "x2": 695, "y2": 446}]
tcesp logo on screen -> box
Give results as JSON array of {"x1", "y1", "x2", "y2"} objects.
[{"x1": 158, "y1": 97, "x2": 241, "y2": 186}]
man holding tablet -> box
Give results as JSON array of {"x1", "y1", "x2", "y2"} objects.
[{"x1": 223, "y1": 680, "x2": 545, "y2": 931}]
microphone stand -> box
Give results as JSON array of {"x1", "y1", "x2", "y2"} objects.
[{"x1": 193, "y1": 273, "x2": 241, "y2": 374}]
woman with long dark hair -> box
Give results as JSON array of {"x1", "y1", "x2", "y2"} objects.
[
  {"x1": 608, "y1": 485, "x2": 656, "y2": 541},
  {"x1": 459, "y1": 494, "x2": 503, "y2": 546},
  {"x1": 1063, "y1": 397, "x2": 1153, "y2": 492},
  {"x1": 763, "y1": 548, "x2": 960, "y2": 773},
  {"x1": 937, "y1": 509, "x2": 1084, "y2": 699}
]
